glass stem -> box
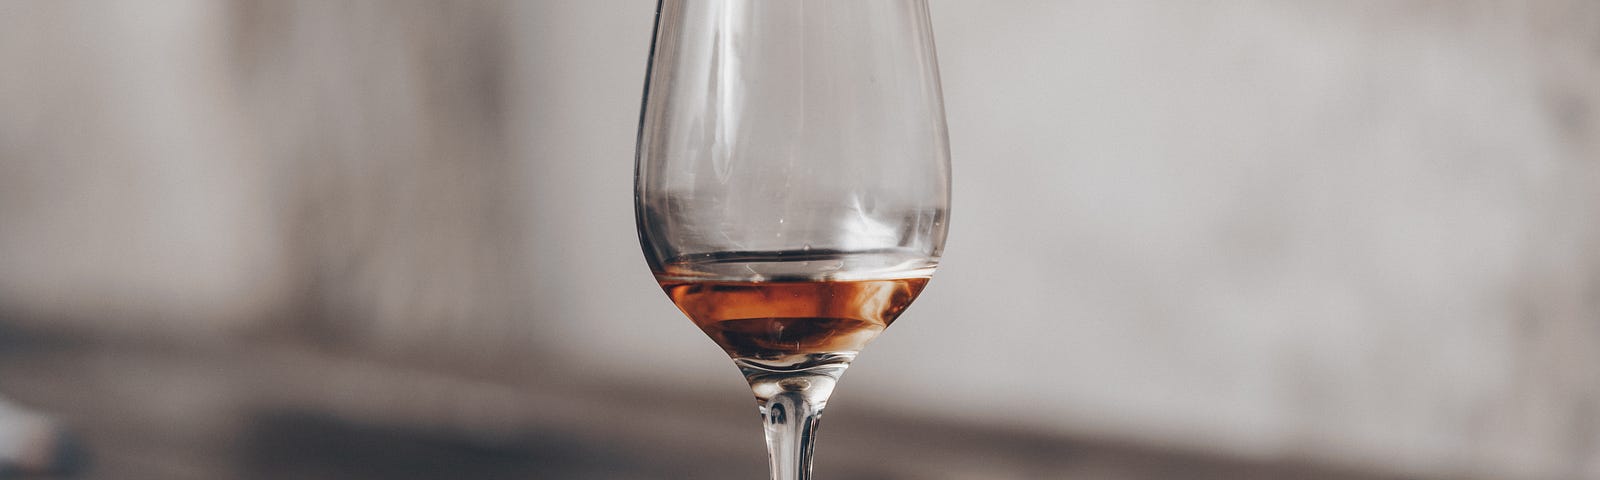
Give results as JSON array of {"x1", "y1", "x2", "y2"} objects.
[
  {"x1": 737, "y1": 353, "x2": 852, "y2": 480},
  {"x1": 762, "y1": 390, "x2": 821, "y2": 480}
]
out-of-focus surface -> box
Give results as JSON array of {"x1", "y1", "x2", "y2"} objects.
[{"x1": 0, "y1": 1, "x2": 1597, "y2": 479}]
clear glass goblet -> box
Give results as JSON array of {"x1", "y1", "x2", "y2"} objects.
[{"x1": 635, "y1": 1, "x2": 949, "y2": 478}]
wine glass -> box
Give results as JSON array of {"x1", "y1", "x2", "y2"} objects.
[{"x1": 634, "y1": 1, "x2": 949, "y2": 478}]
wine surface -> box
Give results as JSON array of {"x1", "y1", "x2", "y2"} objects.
[{"x1": 659, "y1": 277, "x2": 929, "y2": 360}]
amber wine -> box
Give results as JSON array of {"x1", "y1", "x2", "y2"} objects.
[
  {"x1": 654, "y1": 249, "x2": 934, "y2": 362},
  {"x1": 660, "y1": 277, "x2": 929, "y2": 360}
]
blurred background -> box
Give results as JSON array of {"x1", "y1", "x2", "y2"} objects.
[{"x1": 1, "y1": 1, "x2": 1597, "y2": 479}]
